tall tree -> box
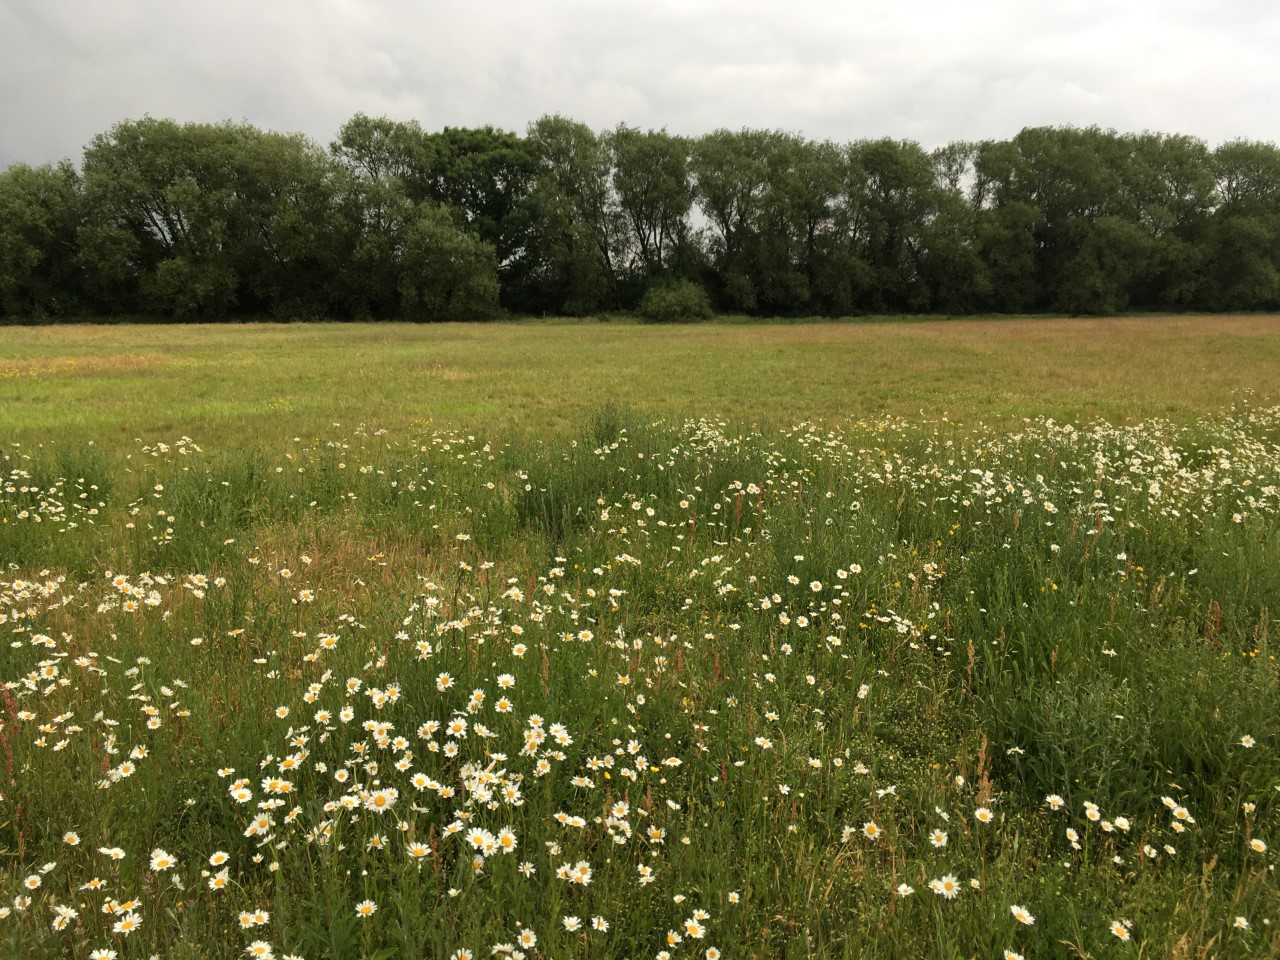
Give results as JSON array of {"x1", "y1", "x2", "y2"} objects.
[
  {"x1": 420, "y1": 126, "x2": 538, "y2": 307},
  {"x1": 921, "y1": 144, "x2": 988, "y2": 313},
  {"x1": 81, "y1": 118, "x2": 341, "y2": 317},
  {"x1": 609, "y1": 125, "x2": 693, "y2": 278},
  {"x1": 1122, "y1": 132, "x2": 1214, "y2": 307},
  {"x1": 690, "y1": 129, "x2": 785, "y2": 310},
  {"x1": 328, "y1": 118, "x2": 505, "y2": 321},
  {"x1": 1204, "y1": 140, "x2": 1280, "y2": 309},
  {"x1": 330, "y1": 114, "x2": 432, "y2": 196},
  {"x1": 971, "y1": 139, "x2": 1041, "y2": 312},
  {"x1": 398, "y1": 203, "x2": 501, "y2": 321},
  {"x1": 524, "y1": 115, "x2": 626, "y2": 314},
  {"x1": 12, "y1": 112, "x2": 1280, "y2": 320},
  {"x1": 0, "y1": 162, "x2": 83, "y2": 318},
  {"x1": 81, "y1": 118, "x2": 239, "y2": 316},
  {"x1": 848, "y1": 138, "x2": 939, "y2": 311}
]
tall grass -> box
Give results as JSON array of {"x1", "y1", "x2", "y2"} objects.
[{"x1": 2, "y1": 405, "x2": 1278, "y2": 958}]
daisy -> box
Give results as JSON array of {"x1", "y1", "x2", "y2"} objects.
[
  {"x1": 1010, "y1": 905, "x2": 1035, "y2": 926},
  {"x1": 930, "y1": 875, "x2": 960, "y2": 899},
  {"x1": 112, "y1": 913, "x2": 142, "y2": 936}
]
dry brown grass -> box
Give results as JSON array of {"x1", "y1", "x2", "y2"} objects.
[{"x1": 0, "y1": 352, "x2": 169, "y2": 379}]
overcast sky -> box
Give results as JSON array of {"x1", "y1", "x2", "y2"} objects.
[{"x1": 3, "y1": 0, "x2": 1278, "y2": 168}]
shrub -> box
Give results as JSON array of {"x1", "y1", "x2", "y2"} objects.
[{"x1": 637, "y1": 279, "x2": 713, "y2": 323}]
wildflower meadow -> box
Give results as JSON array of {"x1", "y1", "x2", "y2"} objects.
[{"x1": 2, "y1": 321, "x2": 1278, "y2": 959}]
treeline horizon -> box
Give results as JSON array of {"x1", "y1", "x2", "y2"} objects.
[{"x1": 4, "y1": 114, "x2": 1280, "y2": 321}]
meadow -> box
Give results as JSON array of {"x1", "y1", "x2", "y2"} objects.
[{"x1": 2, "y1": 316, "x2": 1279, "y2": 959}]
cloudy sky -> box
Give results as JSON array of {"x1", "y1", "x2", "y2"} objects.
[{"x1": 2, "y1": 0, "x2": 1277, "y2": 167}]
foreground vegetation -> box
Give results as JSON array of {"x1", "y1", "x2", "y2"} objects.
[
  {"x1": 2, "y1": 321, "x2": 1279, "y2": 958},
  {"x1": 7, "y1": 115, "x2": 1280, "y2": 322}
]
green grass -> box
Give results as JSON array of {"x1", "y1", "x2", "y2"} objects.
[
  {"x1": 1, "y1": 317, "x2": 1279, "y2": 958},
  {"x1": 3, "y1": 315, "x2": 1279, "y2": 447}
]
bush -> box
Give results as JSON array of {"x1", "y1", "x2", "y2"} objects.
[{"x1": 637, "y1": 279, "x2": 713, "y2": 323}]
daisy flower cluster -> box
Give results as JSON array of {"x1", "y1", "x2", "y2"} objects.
[{"x1": 1, "y1": 411, "x2": 1277, "y2": 956}]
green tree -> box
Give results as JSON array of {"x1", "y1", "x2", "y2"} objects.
[
  {"x1": 398, "y1": 204, "x2": 501, "y2": 320},
  {"x1": 222, "y1": 128, "x2": 340, "y2": 316},
  {"x1": 972, "y1": 200, "x2": 1040, "y2": 313},
  {"x1": 785, "y1": 138, "x2": 848, "y2": 313},
  {"x1": 690, "y1": 128, "x2": 779, "y2": 310},
  {"x1": 747, "y1": 134, "x2": 843, "y2": 313},
  {"x1": 81, "y1": 118, "x2": 242, "y2": 316},
  {"x1": 0, "y1": 161, "x2": 83, "y2": 318},
  {"x1": 524, "y1": 115, "x2": 625, "y2": 314},
  {"x1": 1055, "y1": 215, "x2": 1155, "y2": 314},
  {"x1": 847, "y1": 138, "x2": 940, "y2": 311},
  {"x1": 420, "y1": 127, "x2": 538, "y2": 307},
  {"x1": 1122, "y1": 132, "x2": 1214, "y2": 308},
  {"x1": 1203, "y1": 140, "x2": 1280, "y2": 309},
  {"x1": 608, "y1": 125, "x2": 693, "y2": 279},
  {"x1": 330, "y1": 114, "x2": 432, "y2": 196},
  {"x1": 81, "y1": 117, "x2": 340, "y2": 317},
  {"x1": 916, "y1": 143, "x2": 989, "y2": 313}
]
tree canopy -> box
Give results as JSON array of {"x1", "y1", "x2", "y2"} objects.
[{"x1": 5, "y1": 115, "x2": 1280, "y2": 320}]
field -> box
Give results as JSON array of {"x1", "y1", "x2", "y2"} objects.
[
  {"x1": 5, "y1": 315, "x2": 1280, "y2": 444},
  {"x1": 2, "y1": 316, "x2": 1279, "y2": 959}
]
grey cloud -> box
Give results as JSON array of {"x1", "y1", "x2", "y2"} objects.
[{"x1": 2, "y1": 0, "x2": 1278, "y2": 169}]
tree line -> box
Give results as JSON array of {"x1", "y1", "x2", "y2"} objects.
[{"x1": 4, "y1": 114, "x2": 1280, "y2": 321}]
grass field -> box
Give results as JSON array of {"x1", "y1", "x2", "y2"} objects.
[
  {"x1": 2, "y1": 316, "x2": 1279, "y2": 959},
  {"x1": 3, "y1": 315, "x2": 1280, "y2": 445}
]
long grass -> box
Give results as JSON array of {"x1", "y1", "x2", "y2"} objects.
[{"x1": 1, "y1": 320, "x2": 1278, "y2": 958}]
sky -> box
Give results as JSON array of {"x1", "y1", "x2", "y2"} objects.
[{"x1": 2, "y1": 0, "x2": 1278, "y2": 168}]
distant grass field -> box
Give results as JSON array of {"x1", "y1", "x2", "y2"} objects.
[
  {"x1": 3, "y1": 316, "x2": 1280, "y2": 959},
  {"x1": 3, "y1": 315, "x2": 1279, "y2": 446}
]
